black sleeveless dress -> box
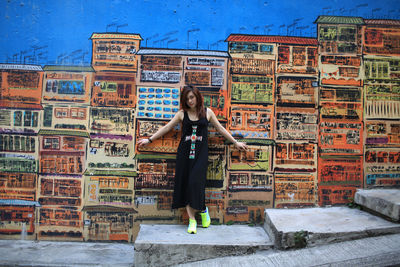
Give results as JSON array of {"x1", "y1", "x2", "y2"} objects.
[{"x1": 172, "y1": 109, "x2": 208, "y2": 211}]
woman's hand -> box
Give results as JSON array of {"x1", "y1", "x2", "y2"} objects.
[
  {"x1": 235, "y1": 141, "x2": 248, "y2": 151},
  {"x1": 137, "y1": 138, "x2": 151, "y2": 148}
]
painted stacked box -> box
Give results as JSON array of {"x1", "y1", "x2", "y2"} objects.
[
  {"x1": 362, "y1": 19, "x2": 400, "y2": 188},
  {"x1": 316, "y1": 16, "x2": 365, "y2": 205},
  {"x1": 38, "y1": 65, "x2": 93, "y2": 240},
  {"x1": 273, "y1": 36, "x2": 319, "y2": 208},
  {"x1": 225, "y1": 35, "x2": 275, "y2": 223},
  {"x1": 84, "y1": 33, "x2": 140, "y2": 242},
  {"x1": 0, "y1": 64, "x2": 43, "y2": 239}
]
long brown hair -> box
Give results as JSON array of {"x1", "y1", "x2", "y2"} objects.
[{"x1": 180, "y1": 85, "x2": 206, "y2": 119}]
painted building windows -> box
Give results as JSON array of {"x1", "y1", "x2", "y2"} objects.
[
  {"x1": 231, "y1": 83, "x2": 273, "y2": 103},
  {"x1": 231, "y1": 75, "x2": 273, "y2": 103},
  {"x1": 276, "y1": 77, "x2": 317, "y2": 106},
  {"x1": 339, "y1": 67, "x2": 360, "y2": 78},
  {"x1": 54, "y1": 107, "x2": 86, "y2": 119},
  {"x1": 364, "y1": 27, "x2": 400, "y2": 55},
  {"x1": 40, "y1": 155, "x2": 83, "y2": 174},
  {"x1": 140, "y1": 55, "x2": 182, "y2": 83},
  {"x1": 55, "y1": 108, "x2": 68, "y2": 118},
  {"x1": 7, "y1": 71, "x2": 40, "y2": 88},
  {"x1": 365, "y1": 60, "x2": 390, "y2": 79},
  {"x1": 278, "y1": 46, "x2": 318, "y2": 68},
  {"x1": 46, "y1": 80, "x2": 84, "y2": 95},
  {"x1": 0, "y1": 158, "x2": 36, "y2": 172},
  {"x1": 278, "y1": 46, "x2": 290, "y2": 64},
  {"x1": 292, "y1": 47, "x2": 306, "y2": 66},
  {"x1": 70, "y1": 108, "x2": 86, "y2": 119},
  {"x1": 364, "y1": 29, "x2": 383, "y2": 45},
  {"x1": 319, "y1": 25, "x2": 358, "y2": 53},
  {"x1": 43, "y1": 137, "x2": 60, "y2": 150},
  {"x1": 93, "y1": 39, "x2": 138, "y2": 68},
  {"x1": 0, "y1": 110, "x2": 11, "y2": 126},
  {"x1": 40, "y1": 178, "x2": 81, "y2": 197},
  {"x1": 229, "y1": 42, "x2": 273, "y2": 54},
  {"x1": 23, "y1": 111, "x2": 32, "y2": 127},
  {"x1": 230, "y1": 58, "x2": 274, "y2": 75},
  {"x1": 338, "y1": 27, "x2": 356, "y2": 42},
  {"x1": 43, "y1": 106, "x2": 53, "y2": 127},
  {"x1": 204, "y1": 94, "x2": 222, "y2": 108},
  {"x1": 0, "y1": 135, "x2": 35, "y2": 152},
  {"x1": 260, "y1": 44, "x2": 273, "y2": 53},
  {"x1": 136, "y1": 87, "x2": 180, "y2": 119},
  {"x1": 14, "y1": 111, "x2": 22, "y2": 126},
  {"x1": 13, "y1": 111, "x2": 38, "y2": 127},
  {"x1": 92, "y1": 74, "x2": 136, "y2": 107},
  {"x1": 229, "y1": 42, "x2": 258, "y2": 53},
  {"x1": 307, "y1": 48, "x2": 318, "y2": 67},
  {"x1": 104, "y1": 142, "x2": 129, "y2": 157},
  {"x1": 62, "y1": 137, "x2": 85, "y2": 151},
  {"x1": 95, "y1": 40, "x2": 137, "y2": 54},
  {"x1": 321, "y1": 55, "x2": 361, "y2": 66},
  {"x1": 337, "y1": 43, "x2": 357, "y2": 53},
  {"x1": 319, "y1": 26, "x2": 337, "y2": 41}
]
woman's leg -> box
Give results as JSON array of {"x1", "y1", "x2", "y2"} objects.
[
  {"x1": 186, "y1": 204, "x2": 196, "y2": 220},
  {"x1": 186, "y1": 204, "x2": 197, "y2": 234}
]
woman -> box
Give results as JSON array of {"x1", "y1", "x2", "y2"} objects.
[{"x1": 138, "y1": 85, "x2": 248, "y2": 234}]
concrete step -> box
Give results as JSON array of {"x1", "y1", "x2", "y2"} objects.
[
  {"x1": 134, "y1": 224, "x2": 273, "y2": 267},
  {"x1": 355, "y1": 188, "x2": 400, "y2": 222},
  {"x1": 263, "y1": 206, "x2": 400, "y2": 249}
]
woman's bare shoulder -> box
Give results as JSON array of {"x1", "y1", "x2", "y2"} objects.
[
  {"x1": 206, "y1": 107, "x2": 214, "y2": 121},
  {"x1": 169, "y1": 110, "x2": 184, "y2": 124},
  {"x1": 206, "y1": 107, "x2": 216, "y2": 115},
  {"x1": 177, "y1": 109, "x2": 185, "y2": 119}
]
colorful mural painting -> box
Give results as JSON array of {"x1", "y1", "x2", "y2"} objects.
[{"x1": 1, "y1": 4, "x2": 400, "y2": 243}]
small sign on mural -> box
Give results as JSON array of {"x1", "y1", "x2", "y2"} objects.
[{"x1": 88, "y1": 182, "x2": 99, "y2": 202}]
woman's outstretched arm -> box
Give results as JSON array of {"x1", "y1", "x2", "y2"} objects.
[
  {"x1": 137, "y1": 110, "x2": 184, "y2": 147},
  {"x1": 208, "y1": 108, "x2": 248, "y2": 151}
]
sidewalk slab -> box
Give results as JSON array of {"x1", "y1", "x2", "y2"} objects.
[
  {"x1": 355, "y1": 188, "x2": 400, "y2": 222},
  {"x1": 134, "y1": 224, "x2": 273, "y2": 267},
  {"x1": 263, "y1": 207, "x2": 400, "y2": 249}
]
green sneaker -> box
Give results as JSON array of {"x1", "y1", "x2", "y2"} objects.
[
  {"x1": 200, "y1": 207, "x2": 211, "y2": 228},
  {"x1": 187, "y1": 218, "x2": 197, "y2": 234}
]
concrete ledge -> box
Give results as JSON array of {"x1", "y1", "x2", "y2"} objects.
[
  {"x1": 355, "y1": 189, "x2": 400, "y2": 222},
  {"x1": 134, "y1": 224, "x2": 273, "y2": 267},
  {"x1": 264, "y1": 207, "x2": 400, "y2": 250}
]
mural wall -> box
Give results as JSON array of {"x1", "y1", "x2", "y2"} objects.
[{"x1": 0, "y1": 15, "x2": 399, "y2": 242}]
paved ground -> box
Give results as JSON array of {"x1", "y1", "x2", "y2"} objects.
[
  {"x1": 1, "y1": 233, "x2": 400, "y2": 266},
  {"x1": 179, "y1": 233, "x2": 400, "y2": 267},
  {"x1": 0, "y1": 239, "x2": 135, "y2": 267}
]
